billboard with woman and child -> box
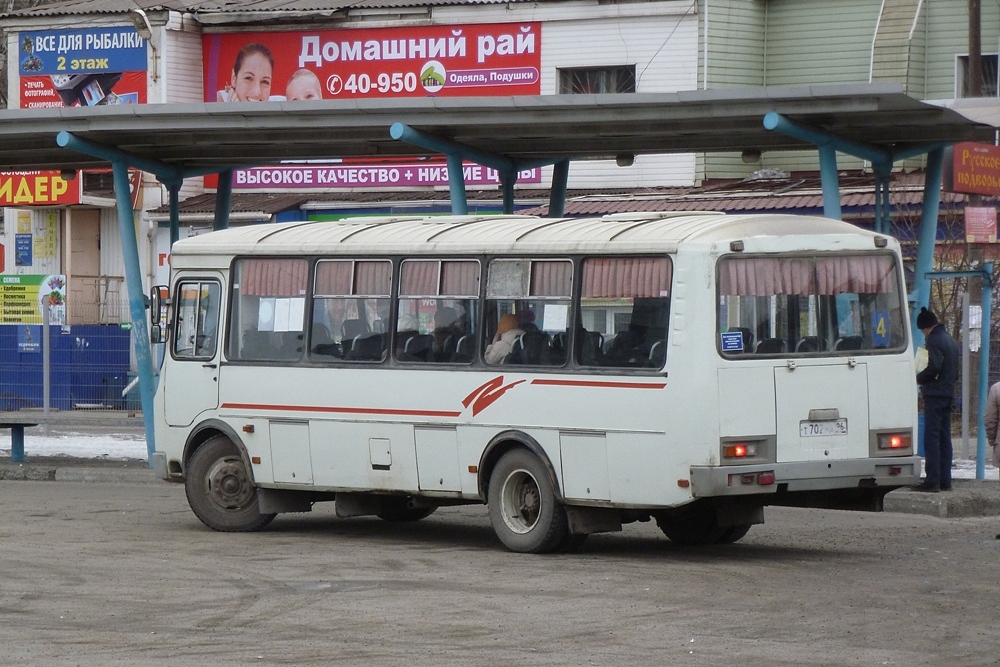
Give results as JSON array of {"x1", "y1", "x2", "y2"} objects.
[{"x1": 202, "y1": 23, "x2": 541, "y2": 102}]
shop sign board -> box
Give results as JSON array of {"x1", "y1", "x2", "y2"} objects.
[
  {"x1": 203, "y1": 23, "x2": 541, "y2": 102},
  {"x1": 945, "y1": 142, "x2": 1000, "y2": 197},
  {"x1": 0, "y1": 274, "x2": 67, "y2": 325}
]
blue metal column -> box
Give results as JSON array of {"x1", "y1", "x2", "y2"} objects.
[
  {"x1": 977, "y1": 263, "x2": 993, "y2": 480},
  {"x1": 873, "y1": 163, "x2": 892, "y2": 235},
  {"x1": 112, "y1": 160, "x2": 157, "y2": 461},
  {"x1": 10, "y1": 426, "x2": 25, "y2": 463},
  {"x1": 167, "y1": 181, "x2": 181, "y2": 245},
  {"x1": 501, "y1": 174, "x2": 515, "y2": 214},
  {"x1": 818, "y1": 145, "x2": 842, "y2": 220},
  {"x1": 549, "y1": 160, "x2": 569, "y2": 218},
  {"x1": 446, "y1": 154, "x2": 468, "y2": 215},
  {"x1": 214, "y1": 169, "x2": 233, "y2": 230},
  {"x1": 911, "y1": 147, "x2": 944, "y2": 347}
]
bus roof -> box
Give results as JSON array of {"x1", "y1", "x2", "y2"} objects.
[{"x1": 168, "y1": 212, "x2": 894, "y2": 265}]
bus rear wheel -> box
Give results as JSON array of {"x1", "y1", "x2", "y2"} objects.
[
  {"x1": 185, "y1": 435, "x2": 276, "y2": 532},
  {"x1": 655, "y1": 502, "x2": 740, "y2": 545},
  {"x1": 488, "y1": 449, "x2": 570, "y2": 554}
]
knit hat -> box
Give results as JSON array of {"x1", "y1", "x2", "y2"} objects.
[{"x1": 916, "y1": 307, "x2": 938, "y2": 330}]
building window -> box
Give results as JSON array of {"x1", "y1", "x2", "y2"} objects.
[
  {"x1": 558, "y1": 66, "x2": 636, "y2": 94},
  {"x1": 958, "y1": 54, "x2": 999, "y2": 97}
]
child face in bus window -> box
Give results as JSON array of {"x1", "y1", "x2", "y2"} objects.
[{"x1": 229, "y1": 52, "x2": 272, "y2": 102}]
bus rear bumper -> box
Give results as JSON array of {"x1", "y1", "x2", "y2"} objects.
[{"x1": 690, "y1": 456, "x2": 921, "y2": 498}]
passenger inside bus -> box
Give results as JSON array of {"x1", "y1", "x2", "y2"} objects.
[{"x1": 485, "y1": 313, "x2": 524, "y2": 364}]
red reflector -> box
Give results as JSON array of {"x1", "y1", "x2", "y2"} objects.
[
  {"x1": 889, "y1": 466, "x2": 902, "y2": 475},
  {"x1": 757, "y1": 472, "x2": 775, "y2": 485}
]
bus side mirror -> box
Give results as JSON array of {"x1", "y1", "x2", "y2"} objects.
[
  {"x1": 150, "y1": 324, "x2": 164, "y2": 345},
  {"x1": 150, "y1": 285, "x2": 165, "y2": 325}
]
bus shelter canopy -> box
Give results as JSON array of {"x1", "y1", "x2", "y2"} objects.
[{"x1": 0, "y1": 83, "x2": 993, "y2": 173}]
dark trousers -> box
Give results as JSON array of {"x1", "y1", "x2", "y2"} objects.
[{"x1": 922, "y1": 395, "x2": 954, "y2": 487}]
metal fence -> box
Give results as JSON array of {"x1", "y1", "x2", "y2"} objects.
[{"x1": 0, "y1": 298, "x2": 138, "y2": 413}]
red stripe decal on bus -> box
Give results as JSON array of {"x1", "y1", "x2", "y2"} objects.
[
  {"x1": 220, "y1": 403, "x2": 462, "y2": 418},
  {"x1": 530, "y1": 379, "x2": 666, "y2": 389}
]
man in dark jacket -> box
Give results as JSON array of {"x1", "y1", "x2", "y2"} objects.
[{"x1": 914, "y1": 307, "x2": 960, "y2": 492}]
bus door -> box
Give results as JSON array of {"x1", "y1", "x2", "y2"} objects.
[
  {"x1": 165, "y1": 277, "x2": 223, "y2": 427},
  {"x1": 773, "y1": 363, "x2": 869, "y2": 462}
]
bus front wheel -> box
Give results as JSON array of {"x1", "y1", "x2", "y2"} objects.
[
  {"x1": 488, "y1": 449, "x2": 570, "y2": 554},
  {"x1": 185, "y1": 435, "x2": 276, "y2": 532}
]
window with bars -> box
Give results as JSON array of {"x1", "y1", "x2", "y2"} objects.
[
  {"x1": 557, "y1": 66, "x2": 636, "y2": 94},
  {"x1": 958, "y1": 54, "x2": 999, "y2": 97}
]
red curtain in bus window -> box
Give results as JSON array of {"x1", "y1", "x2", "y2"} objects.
[
  {"x1": 815, "y1": 256, "x2": 896, "y2": 294},
  {"x1": 314, "y1": 260, "x2": 352, "y2": 295},
  {"x1": 241, "y1": 258, "x2": 309, "y2": 296},
  {"x1": 440, "y1": 261, "x2": 479, "y2": 296},
  {"x1": 582, "y1": 257, "x2": 671, "y2": 298},
  {"x1": 530, "y1": 260, "x2": 572, "y2": 296},
  {"x1": 354, "y1": 260, "x2": 392, "y2": 296},
  {"x1": 400, "y1": 260, "x2": 438, "y2": 296},
  {"x1": 718, "y1": 257, "x2": 812, "y2": 296}
]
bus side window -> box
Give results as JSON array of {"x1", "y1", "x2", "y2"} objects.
[
  {"x1": 485, "y1": 259, "x2": 571, "y2": 367},
  {"x1": 312, "y1": 259, "x2": 391, "y2": 364},
  {"x1": 397, "y1": 259, "x2": 479, "y2": 364},
  {"x1": 578, "y1": 257, "x2": 670, "y2": 369}
]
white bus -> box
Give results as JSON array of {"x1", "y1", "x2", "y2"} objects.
[{"x1": 151, "y1": 212, "x2": 920, "y2": 553}]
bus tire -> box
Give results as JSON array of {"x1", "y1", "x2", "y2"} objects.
[
  {"x1": 185, "y1": 435, "x2": 276, "y2": 532},
  {"x1": 655, "y1": 503, "x2": 726, "y2": 545},
  {"x1": 716, "y1": 523, "x2": 752, "y2": 544},
  {"x1": 376, "y1": 497, "x2": 437, "y2": 522},
  {"x1": 487, "y1": 448, "x2": 569, "y2": 554}
]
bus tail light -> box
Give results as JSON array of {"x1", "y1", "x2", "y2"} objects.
[
  {"x1": 877, "y1": 432, "x2": 912, "y2": 451},
  {"x1": 723, "y1": 442, "x2": 758, "y2": 459},
  {"x1": 728, "y1": 470, "x2": 775, "y2": 487}
]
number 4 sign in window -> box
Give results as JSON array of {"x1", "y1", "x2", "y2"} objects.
[{"x1": 871, "y1": 309, "x2": 889, "y2": 348}]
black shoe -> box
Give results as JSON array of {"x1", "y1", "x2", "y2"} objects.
[
  {"x1": 911, "y1": 481, "x2": 940, "y2": 493},
  {"x1": 940, "y1": 484, "x2": 952, "y2": 491}
]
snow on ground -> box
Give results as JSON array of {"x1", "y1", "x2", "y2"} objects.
[
  {"x1": 0, "y1": 431, "x2": 998, "y2": 480},
  {"x1": 0, "y1": 432, "x2": 148, "y2": 460}
]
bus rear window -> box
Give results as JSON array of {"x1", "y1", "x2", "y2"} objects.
[{"x1": 718, "y1": 253, "x2": 905, "y2": 356}]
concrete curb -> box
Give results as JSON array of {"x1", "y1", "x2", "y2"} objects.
[
  {"x1": 0, "y1": 463, "x2": 158, "y2": 484},
  {"x1": 884, "y1": 483, "x2": 1000, "y2": 518},
  {"x1": 53, "y1": 467, "x2": 158, "y2": 484}
]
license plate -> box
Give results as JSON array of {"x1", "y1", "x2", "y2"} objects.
[{"x1": 800, "y1": 419, "x2": 848, "y2": 437}]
